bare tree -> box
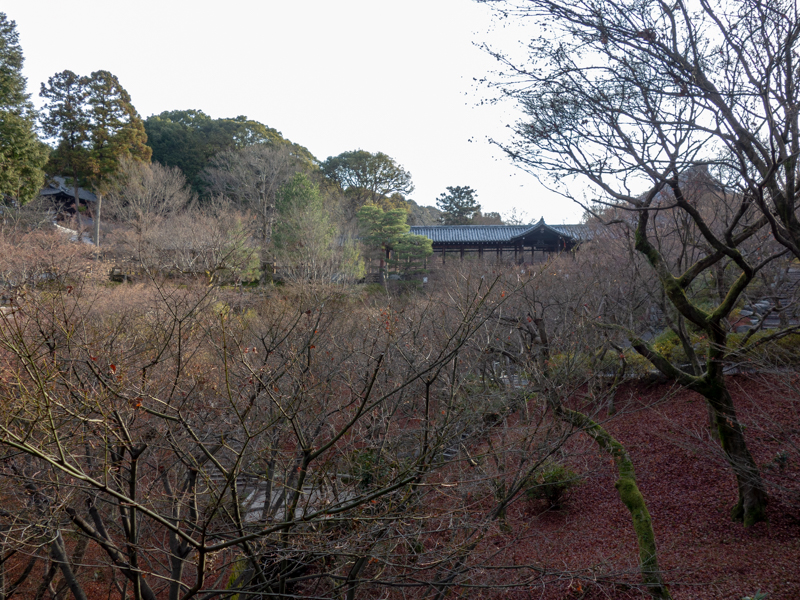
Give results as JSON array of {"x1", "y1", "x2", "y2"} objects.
[
  {"x1": 104, "y1": 158, "x2": 194, "y2": 239},
  {"x1": 203, "y1": 143, "x2": 301, "y2": 283},
  {"x1": 478, "y1": 0, "x2": 800, "y2": 527}
]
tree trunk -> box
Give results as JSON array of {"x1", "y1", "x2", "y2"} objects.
[
  {"x1": 54, "y1": 535, "x2": 88, "y2": 600},
  {"x1": 701, "y1": 381, "x2": 768, "y2": 526},
  {"x1": 49, "y1": 532, "x2": 88, "y2": 600},
  {"x1": 555, "y1": 405, "x2": 671, "y2": 599}
]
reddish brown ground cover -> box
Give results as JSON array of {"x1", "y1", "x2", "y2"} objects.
[{"x1": 495, "y1": 374, "x2": 800, "y2": 600}]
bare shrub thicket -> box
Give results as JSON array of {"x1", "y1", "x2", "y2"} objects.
[{"x1": 0, "y1": 251, "x2": 598, "y2": 599}]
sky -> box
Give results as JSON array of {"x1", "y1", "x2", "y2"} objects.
[{"x1": 4, "y1": 0, "x2": 585, "y2": 224}]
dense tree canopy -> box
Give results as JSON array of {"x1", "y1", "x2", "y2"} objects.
[
  {"x1": 84, "y1": 70, "x2": 151, "y2": 186},
  {"x1": 39, "y1": 70, "x2": 91, "y2": 190},
  {"x1": 0, "y1": 12, "x2": 47, "y2": 204},
  {"x1": 145, "y1": 110, "x2": 316, "y2": 193},
  {"x1": 436, "y1": 185, "x2": 481, "y2": 225},
  {"x1": 40, "y1": 69, "x2": 150, "y2": 193},
  {"x1": 322, "y1": 150, "x2": 414, "y2": 211},
  {"x1": 354, "y1": 203, "x2": 432, "y2": 279}
]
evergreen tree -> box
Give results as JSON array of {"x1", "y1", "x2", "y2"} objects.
[
  {"x1": 273, "y1": 172, "x2": 335, "y2": 279},
  {"x1": 85, "y1": 70, "x2": 151, "y2": 187},
  {"x1": 323, "y1": 150, "x2": 414, "y2": 218},
  {"x1": 40, "y1": 70, "x2": 93, "y2": 202},
  {"x1": 356, "y1": 204, "x2": 410, "y2": 275},
  {"x1": 0, "y1": 13, "x2": 48, "y2": 204},
  {"x1": 391, "y1": 233, "x2": 432, "y2": 279},
  {"x1": 41, "y1": 70, "x2": 150, "y2": 190},
  {"x1": 145, "y1": 109, "x2": 316, "y2": 194},
  {"x1": 41, "y1": 69, "x2": 150, "y2": 246},
  {"x1": 436, "y1": 185, "x2": 481, "y2": 225}
]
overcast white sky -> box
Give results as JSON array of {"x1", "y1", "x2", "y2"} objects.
[{"x1": 5, "y1": 0, "x2": 584, "y2": 224}]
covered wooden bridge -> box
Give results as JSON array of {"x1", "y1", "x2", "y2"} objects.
[{"x1": 410, "y1": 218, "x2": 590, "y2": 263}]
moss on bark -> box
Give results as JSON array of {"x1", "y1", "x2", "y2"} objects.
[{"x1": 556, "y1": 405, "x2": 671, "y2": 599}]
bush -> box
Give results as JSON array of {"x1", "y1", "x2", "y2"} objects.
[{"x1": 525, "y1": 462, "x2": 581, "y2": 509}]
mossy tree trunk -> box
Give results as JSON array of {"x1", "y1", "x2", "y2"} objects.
[
  {"x1": 552, "y1": 401, "x2": 671, "y2": 599},
  {"x1": 632, "y1": 197, "x2": 769, "y2": 527},
  {"x1": 696, "y1": 377, "x2": 768, "y2": 526},
  {"x1": 530, "y1": 316, "x2": 670, "y2": 598}
]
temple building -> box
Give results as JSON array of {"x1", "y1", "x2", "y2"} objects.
[{"x1": 410, "y1": 218, "x2": 591, "y2": 263}]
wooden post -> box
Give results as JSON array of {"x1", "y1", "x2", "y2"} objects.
[
  {"x1": 93, "y1": 194, "x2": 102, "y2": 248},
  {"x1": 460, "y1": 246, "x2": 465, "y2": 260}
]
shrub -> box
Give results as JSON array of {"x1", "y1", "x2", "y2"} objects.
[{"x1": 525, "y1": 461, "x2": 581, "y2": 509}]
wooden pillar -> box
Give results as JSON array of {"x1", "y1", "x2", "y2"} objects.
[
  {"x1": 479, "y1": 246, "x2": 483, "y2": 261},
  {"x1": 442, "y1": 248, "x2": 446, "y2": 264},
  {"x1": 460, "y1": 246, "x2": 465, "y2": 260}
]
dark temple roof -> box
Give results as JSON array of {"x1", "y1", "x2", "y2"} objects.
[
  {"x1": 39, "y1": 176, "x2": 97, "y2": 204},
  {"x1": 410, "y1": 218, "x2": 590, "y2": 245}
]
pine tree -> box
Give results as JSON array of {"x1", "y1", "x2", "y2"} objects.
[
  {"x1": 391, "y1": 233, "x2": 432, "y2": 279},
  {"x1": 0, "y1": 13, "x2": 48, "y2": 204},
  {"x1": 356, "y1": 204, "x2": 410, "y2": 275},
  {"x1": 436, "y1": 186, "x2": 481, "y2": 225}
]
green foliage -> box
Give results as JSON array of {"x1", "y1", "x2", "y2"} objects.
[
  {"x1": 741, "y1": 591, "x2": 769, "y2": 600},
  {"x1": 350, "y1": 449, "x2": 391, "y2": 489},
  {"x1": 436, "y1": 185, "x2": 481, "y2": 225},
  {"x1": 727, "y1": 330, "x2": 800, "y2": 366},
  {"x1": 322, "y1": 150, "x2": 414, "y2": 208},
  {"x1": 84, "y1": 70, "x2": 151, "y2": 186},
  {"x1": 337, "y1": 235, "x2": 366, "y2": 282},
  {"x1": 273, "y1": 173, "x2": 336, "y2": 278},
  {"x1": 650, "y1": 329, "x2": 690, "y2": 364},
  {"x1": 144, "y1": 110, "x2": 316, "y2": 194},
  {"x1": 40, "y1": 69, "x2": 150, "y2": 192},
  {"x1": 390, "y1": 233, "x2": 433, "y2": 278},
  {"x1": 222, "y1": 223, "x2": 261, "y2": 284},
  {"x1": 357, "y1": 204, "x2": 410, "y2": 263},
  {"x1": 40, "y1": 70, "x2": 91, "y2": 186},
  {"x1": 525, "y1": 461, "x2": 581, "y2": 509},
  {"x1": 0, "y1": 13, "x2": 48, "y2": 204}
]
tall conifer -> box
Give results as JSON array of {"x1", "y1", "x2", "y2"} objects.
[{"x1": 0, "y1": 12, "x2": 47, "y2": 204}]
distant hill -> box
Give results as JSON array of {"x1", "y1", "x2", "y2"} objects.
[{"x1": 406, "y1": 200, "x2": 442, "y2": 226}]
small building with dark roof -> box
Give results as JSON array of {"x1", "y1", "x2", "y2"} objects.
[
  {"x1": 38, "y1": 176, "x2": 97, "y2": 217},
  {"x1": 410, "y1": 218, "x2": 589, "y2": 262}
]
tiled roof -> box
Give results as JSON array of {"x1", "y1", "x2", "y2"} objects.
[
  {"x1": 410, "y1": 219, "x2": 591, "y2": 244},
  {"x1": 410, "y1": 225, "x2": 533, "y2": 243},
  {"x1": 39, "y1": 177, "x2": 97, "y2": 203},
  {"x1": 541, "y1": 223, "x2": 594, "y2": 240}
]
